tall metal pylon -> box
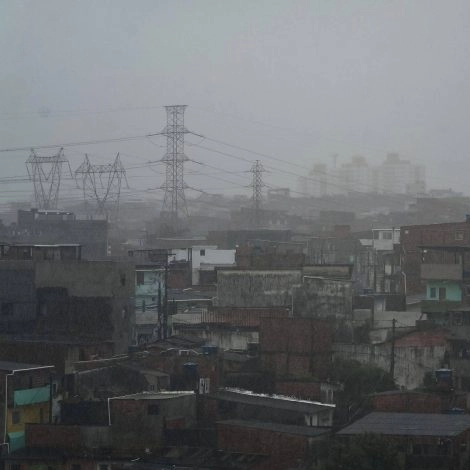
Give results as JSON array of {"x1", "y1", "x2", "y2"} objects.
[
  {"x1": 250, "y1": 159, "x2": 265, "y2": 225},
  {"x1": 75, "y1": 153, "x2": 128, "y2": 219},
  {"x1": 26, "y1": 148, "x2": 72, "y2": 210},
  {"x1": 160, "y1": 105, "x2": 189, "y2": 232}
]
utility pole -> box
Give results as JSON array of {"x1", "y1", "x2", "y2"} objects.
[
  {"x1": 390, "y1": 318, "x2": 396, "y2": 379},
  {"x1": 163, "y1": 262, "x2": 169, "y2": 339},
  {"x1": 250, "y1": 160, "x2": 265, "y2": 227},
  {"x1": 161, "y1": 105, "x2": 190, "y2": 234}
]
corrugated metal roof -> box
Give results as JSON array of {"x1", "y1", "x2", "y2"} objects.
[
  {"x1": 337, "y1": 412, "x2": 470, "y2": 437},
  {"x1": 210, "y1": 388, "x2": 334, "y2": 413}
]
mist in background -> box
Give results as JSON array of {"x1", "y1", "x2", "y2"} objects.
[{"x1": 1, "y1": 0, "x2": 469, "y2": 206}]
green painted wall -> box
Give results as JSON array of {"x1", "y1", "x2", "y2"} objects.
[{"x1": 427, "y1": 281, "x2": 462, "y2": 302}]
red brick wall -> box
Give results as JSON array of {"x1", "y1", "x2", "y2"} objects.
[
  {"x1": 260, "y1": 318, "x2": 333, "y2": 354},
  {"x1": 143, "y1": 354, "x2": 221, "y2": 391},
  {"x1": 401, "y1": 221, "x2": 470, "y2": 294},
  {"x1": 26, "y1": 424, "x2": 82, "y2": 449},
  {"x1": 260, "y1": 318, "x2": 333, "y2": 379},
  {"x1": 217, "y1": 422, "x2": 308, "y2": 470},
  {"x1": 373, "y1": 393, "x2": 442, "y2": 413},
  {"x1": 202, "y1": 307, "x2": 289, "y2": 328}
]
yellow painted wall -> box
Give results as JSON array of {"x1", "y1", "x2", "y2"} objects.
[{"x1": 7, "y1": 403, "x2": 50, "y2": 433}]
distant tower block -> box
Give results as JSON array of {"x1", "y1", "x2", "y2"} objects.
[
  {"x1": 26, "y1": 148, "x2": 72, "y2": 209},
  {"x1": 160, "y1": 105, "x2": 190, "y2": 233},
  {"x1": 75, "y1": 153, "x2": 128, "y2": 219},
  {"x1": 250, "y1": 159, "x2": 265, "y2": 226}
]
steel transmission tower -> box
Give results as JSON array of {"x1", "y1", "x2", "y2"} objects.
[
  {"x1": 26, "y1": 148, "x2": 72, "y2": 209},
  {"x1": 75, "y1": 153, "x2": 128, "y2": 219},
  {"x1": 160, "y1": 105, "x2": 189, "y2": 232},
  {"x1": 250, "y1": 160, "x2": 265, "y2": 225}
]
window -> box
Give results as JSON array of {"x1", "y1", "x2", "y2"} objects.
[
  {"x1": 200, "y1": 249, "x2": 205, "y2": 256},
  {"x1": 120, "y1": 274, "x2": 126, "y2": 287},
  {"x1": 430, "y1": 287, "x2": 437, "y2": 298},
  {"x1": 1, "y1": 302, "x2": 13, "y2": 316},
  {"x1": 439, "y1": 287, "x2": 447, "y2": 300},
  {"x1": 382, "y1": 231, "x2": 393, "y2": 240},
  {"x1": 147, "y1": 404, "x2": 159, "y2": 415},
  {"x1": 12, "y1": 411, "x2": 20, "y2": 424},
  {"x1": 455, "y1": 231, "x2": 465, "y2": 241},
  {"x1": 136, "y1": 271, "x2": 145, "y2": 285}
]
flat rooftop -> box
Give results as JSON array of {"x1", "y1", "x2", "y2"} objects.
[
  {"x1": 209, "y1": 388, "x2": 335, "y2": 413},
  {"x1": 0, "y1": 361, "x2": 54, "y2": 372},
  {"x1": 111, "y1": 391, "x2": 194, "y2": 400},
  {"x1": 337, "y1": 412, "x2": 470, "y2": 437},
  {"x1": 218, "y1": 419, "x2": 331, "y2": 437}
]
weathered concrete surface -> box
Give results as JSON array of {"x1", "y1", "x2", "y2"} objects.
[
  {"x1": 216, "y1": 270, "x2": 302, "y2": 308},
  {"x1": 293, "y1": 276, "x2": 352, "y2": 318}
]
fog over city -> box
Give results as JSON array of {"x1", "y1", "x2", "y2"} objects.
[
  {"x1": 4, "y1": 2, "x2": 470, "y2": 468},
  {"x1": 1, "y1": 0, "x2": 470, "y2": 209}
]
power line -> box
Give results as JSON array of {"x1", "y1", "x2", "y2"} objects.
[{"x1": 0, "y1": 134, "x2": 161, "y2": 153}]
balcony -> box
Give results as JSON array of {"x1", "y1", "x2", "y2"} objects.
[
  {"x1": 421, "y1": 300, "x2": 463, "y2": 313},
  {"x1": 421, "y1": 264, "x2": 463, "y2": 281}
]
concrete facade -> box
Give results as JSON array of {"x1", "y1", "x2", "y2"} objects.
[
  {"x1": 0, "y1": 257, "x2": 135, "y2": 354},
  {"x1": 333, "y1": 329, "x2": 449, "y2": 389},
  {"x1": 216, "y1": 270, "x2": 302, "y2": 308}
]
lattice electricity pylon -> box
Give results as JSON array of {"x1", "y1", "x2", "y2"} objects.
[
  {"x1": 160, "y1": 105, "x2": 190, "y2": 232},
  {"x1": 26, "y1": 148, "x2": 72, "y2": 209},
  {"x1": 250, "y1": 160, "x2": 265, "y2": 222},
  {"x1": 75, "y1": 153, "x2": 128, "y2": 219}
]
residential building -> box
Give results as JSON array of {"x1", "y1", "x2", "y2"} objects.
[
  {"x1": 206, "y1": 388, "x2": 335, "y2": 427},
  {"x1": 109, "y1": 391, "x2": 197, "y2": 452},
  {"x1": 217, "y1": 420, "x2": 330, "y2": 470},
  {"x1": 0, "y1": 361, "x2": 54, "y2": 455},
  {"x1": 400, "y1": 219, "x2": 470, "y2": 294},
  {"x1": 14, "y1": 209, "x2": 108, "y2": 259},
  {"x1": 337, "y1": 412, "x2": 470, "y2": 469},
  {"x1": 0, "y1": 243, "x2": 135, "y2": 354}
]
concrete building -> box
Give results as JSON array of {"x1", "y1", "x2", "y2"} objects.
[
  {"x1": 377, "y1": 153, "x2": 425, "y2": 196},
  {"x1": 217, "y1": 420, "x2": 330, "y2": 470},
  {"x1": 207, "y1": 388, "x2": 335, "y2": 427},
  {"x1": 14, "y1": 209, "x2": 108, "y2": 259},
  {"x1": 135, "y1": 265, "x2": 165, "y2": 345},
  {"x1": 307, "y1": 153, "x2": 425, "y2": 197},
  {"x1": 109, "y1": 391, "x2": 197, "y2": 452},
  {"x1": 400, "y1": 219, "x2": 470, "y2": 295},
  {"x1": 190, "y1": 245, "x2": 235, "y2": 285},
  {"x1": 333, "y1": 328, "x2": 450, "y2": 389},
  {"x1": 260, "y1": 317, "x2": 334, "y2": 381},
  {"x1": 0, "y1": 243, "x2": 135, "y2": 354},
  {"x1": 337, "y1": 412, "x2": 470, "y2": 470},
  {"x1": 0, "y1": 361, "x2": 55, "y2": 455}
]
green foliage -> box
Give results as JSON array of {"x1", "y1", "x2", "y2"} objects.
[
  {"x1": 318, "y1": 434, "x2": 404, "y2": 470},
  {"x1": 331, "y1": 358, "x2": 396, "y2": 406}
]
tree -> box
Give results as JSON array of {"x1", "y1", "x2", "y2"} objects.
[
  {"x1": 329, "y1": 358, "x2": 397, "y2": 423},
  {"x1": 320, "y1": 433, "x2": 404, "y2": 470}
]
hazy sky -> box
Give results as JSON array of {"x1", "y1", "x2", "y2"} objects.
[{"x1": 1, "y1": 0, "x2": 470, "y2": 208}]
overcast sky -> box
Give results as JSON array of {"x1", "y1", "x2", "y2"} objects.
[{"x1": 1, "y1": 0, "x2": 470, "y2": 207}]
